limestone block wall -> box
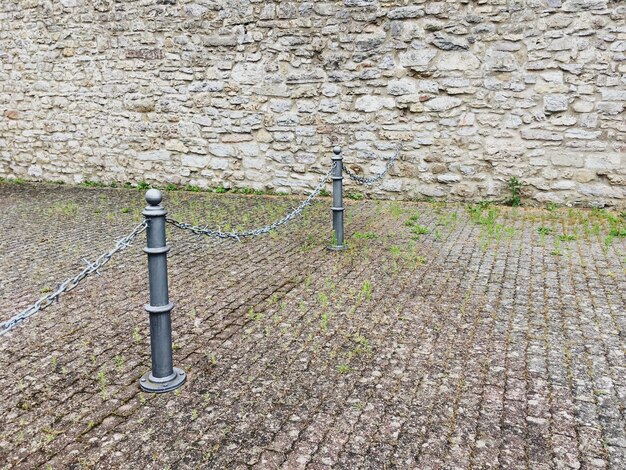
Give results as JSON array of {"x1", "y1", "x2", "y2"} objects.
[{"x1": 0, "y1": 0, "x2": 624, "y2": 206}]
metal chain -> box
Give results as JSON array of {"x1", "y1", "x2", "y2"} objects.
[
  {"x1": 0, "y1": 221, "x2": 148, "y2": 337},
  {"x1": 167, "y1": 163, "x2": 336, "y2": 241},
  {"x1": 343, "y1": 144, "x2": 403, "y2": 186}
]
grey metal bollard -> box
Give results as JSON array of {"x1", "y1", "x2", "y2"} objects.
[
  {"x1": 329, "y1": 146, "x2": 346, "y2": 251},
  {"x1": 140, "y1": 189, "x2": 186, "y2": 393}
]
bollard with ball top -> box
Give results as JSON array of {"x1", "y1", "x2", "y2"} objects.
[
  {"x1": 329, "y1": 146, "x2": 346, "y2": 251},
  {"x1": 140, "y1": 189, "x2": 186, "y2": 393}
]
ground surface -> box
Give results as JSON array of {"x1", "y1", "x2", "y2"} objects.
[{"x1": 0, "y1": 182, "x2": 625, "y2": 470}]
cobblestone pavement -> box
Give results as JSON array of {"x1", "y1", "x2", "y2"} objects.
[{"x1": 0, "y1": 183, "x2": 625, "y2": 469}]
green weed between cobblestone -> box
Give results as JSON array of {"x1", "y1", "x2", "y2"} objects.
[
  {"x1": 317, "y1": 292, "x2": 329, "y2": 308},
  {"x1": 321, "y1": 313, "x2": 330, "y2": 333},
  {"x1": 114, "y1": 355, "x2": 124, "y2": 371},
  {"x1": 347, "y1": 192, "x2": 364, "y2": 200},
  {"x1": 353, "y1": 231, "x2": 377, "y2": 240},
  {"x1": 405, "y1": 212, "x2": 430, "y2": 238},
  {"x1": 247, "y1": 307, "x2": 263, "y2": 321},
  {"x1": 42, "y1": 427, "x2": 61, "y2": 445},
  {"x1": 337, "y1": 363, "x2": 351, "y2": 374},
  {"x1": 390, "y1": 202, "x2": 404, "y2": 219},
  {"x1": 44, "y1": 201, "x2": 79, "y2": 216},
  {"x1": 98, "y1": 370, "x2": 108, "y2": 400},
  {"x1": 349, "y1": 334, "x2": 372, "y2": 359},
  {"x1": 436, "y1": 210, "x2": 458, "y2": 227},
  {"x1": 81, "y1": 180, "x2": 107, "y2": 188},
  {"x1": 558, "y1": 233, "x2": 577, "y2": 242},
  {"x1": 360, "y1": 280, "x2": 373, "y2": 302},
  {"x1": 551, "y1": 238, "x2": 563, "y2": 257},
  {"x1": 1, "y1": 177, "x2": 26, "y2": 184}
]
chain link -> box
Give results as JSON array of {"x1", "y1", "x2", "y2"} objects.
[
  {"x1": 0, "y1": 221, "x2": 148, "y2": 337},
  {"x1": 343, "y1": 144, "x2": 403, "y2": 186},
  {"x1": 167, "y1": 163, "x2": 335, "y2": 240}
]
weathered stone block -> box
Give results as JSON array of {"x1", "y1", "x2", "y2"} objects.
[
  {"x1": 430, "y1": 33, "x2": 469, "y2": 51},
  {"x1": 277, "y1": 2, "x2": 297, "y2": 19},
  {"x1": 596, "y1": 102, "x2": 624, "y2": 114},
  {"x1": 580, "y1": 183, "x2": 623, "y2": 199},
  {"x1": 344, "y1": 0, "x2": 378, "y2": 6},
  {"x1": 399, "y1": 48, "x2": 437, "y2": 70},
  {"x1": 189, "y1": 81, "x2": 225, "y2": 92},
  {"x1": 585, "y1": 154, "x2": 621, "y2": 170},
  {"x1": 505, "y1": 115, "x2": 523, "y2": 129},
  {"x1": 243, "y1": 156, "x2": 264, "y2": 170},
  {"x1": 319, "y1": 99, "x2": 341, "y2": 113},
  {"x1": 544, "y1": 95, "x2": 569, "y2": 113},
  {"x1": 419, "y1": 186, "x2": 447, "y2": 197},
  {"x1": 600, "y1": 89, "x2": 626, "y2": 101},
  {"x1": 388, "y1": 6, "x2": 424, "y2": 19},
  {"x1": 203, "y1": 36, "x2": 238, "y2": 47},
  {"x1": 209, "y1": 144, "x2": 234, "y2": 158},
  {"x1": 137, "y1": 150, "x2": 170, "y2": 162},
  {"x1": 192, "y1": 116, "x2": 212, "y2": 127},
  {"x1": 610, "y1": 41, "x2": 626, "y2": 52},
  {"x1": 355, "y1": 31, "x2": 387, "y2": 51},
  {"x1": 551, "y1": 180, "x2": 576, "y2": 190},
  {"x1": 436, "y1": 52, "x2": 480, "y2": 71},
  {"x1": 552, "y1": 153, "x2": 583, "y2": 167},
  {"x1": 437, "y1": 173, "x2": 461, "y2": 184},
  {"x1": 381, "y1": 179, "x2": 402, "y2": 192},
  {"x1": 388, "y1": 79, "x2": 417, "y2": 96},
  {"x1": 4, "y1": 110, "x2": 19, "y2": 120},
  {"x1": 268, "y1": 100, "x2": 292, "y2": 113},
  {"x1": 231, "y1": 62, "x2": 264, "y2": 85},
  {"x1": 27, "y1": 165, "x2": 43, "y2": 177},
  {"x1": 565, "y1": 129, "x2": 601, "y2": 140},
  {"x1": 459, "y1": 113, "x2": 475, "y2": 126},
  {"x1": 424, "y1": 97, "x2": 463, "y2": 112},
  {"x1": 550, "y1": 115, "x2": 577, "y2": 126},
  {"x1": 562, "y1": 0, "x2": 607, "y2": 12},
  {"x1": 354, "y1": 95, "x2": 395, "y2": 113},
  {"x1": 574, "y1": 169, "x2": 596, "y2": 183},
  {"x1": 484, "y1": 50, "x2": 518, "y2": 72},
  {"x1": 521, "y1": 129, "x2": 564, "y2": 141},
  {"x1": 572, "y1": 100, "x2": 594, "y2": 113},
  {"x1": 260, "y1": 4, "x2": 275, "y2": 19},
  {"x1": 548, "y1": 37, "x2": 574, "y2": 51},
  {"x1": 165, "y1": 140, "x2": 189, "y2": 153},
  {"x1": 124, "y1": 98, "x2": 155, "y2": 113},
  {"x1": 181, "y1": 155, "x2": 209, "y2": 168},
  {"x1": 209, "y1": 158, "x2": 229, "y2": 170},
  {"x1": 430, "y1": 163, "x2": 446, "y2": 174}
]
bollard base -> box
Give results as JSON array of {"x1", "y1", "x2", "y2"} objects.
[
  {"x1": 327, "y1": 244, "x2": 347, "y2": 251},
  {"x1": 139, "y1": 367, "x2": 186, "y2": 393}
]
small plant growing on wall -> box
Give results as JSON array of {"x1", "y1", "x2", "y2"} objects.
[{"x1": 506, "y1": 177, "x2": 522, "y2": 207}]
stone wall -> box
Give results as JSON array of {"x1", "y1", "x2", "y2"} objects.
[{"x1": 0, "y1": 0, "x2": 624, "y2": 206}]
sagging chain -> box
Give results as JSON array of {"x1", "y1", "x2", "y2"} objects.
[
  {"x1": 0, "y1": 221, "x2": 148, "y2": 337},
  {"x1": 343, "y1": 144, "x2": 403, "y2": 186},
  {"x1": 166, "y1": 163, "x2": 336, "y2": 241}
]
